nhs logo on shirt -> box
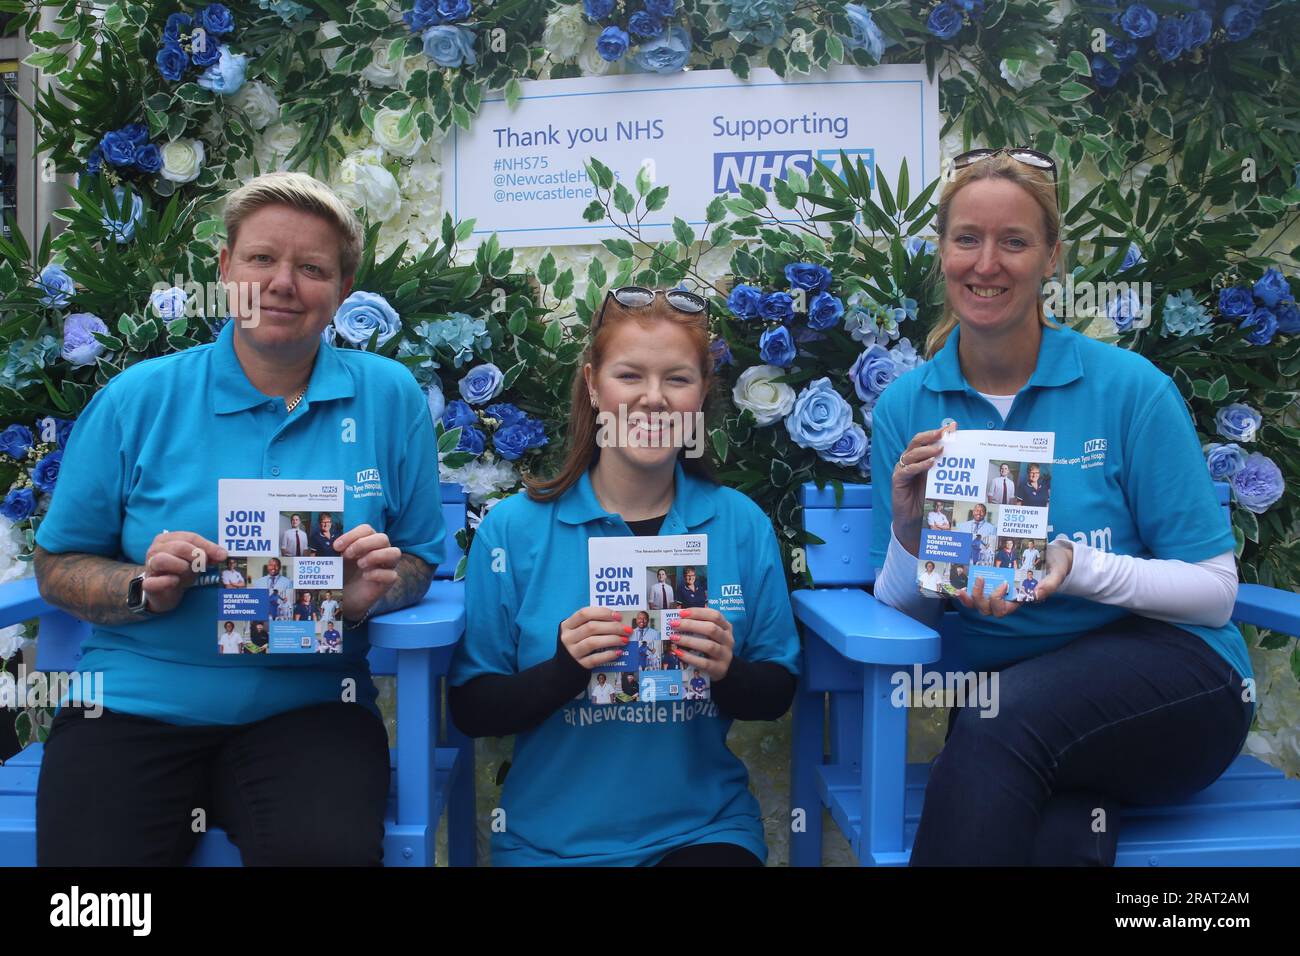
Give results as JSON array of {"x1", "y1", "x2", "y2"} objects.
[
  {"x1": 715, "y1": 583, "x2": 745, "y2": 613},
  {"x1": 349, "y1": 467, "x2": 383, "y2": 500},
  {"x1": 1080, "y1": 437, "x2": 1107, "y2": 470}
]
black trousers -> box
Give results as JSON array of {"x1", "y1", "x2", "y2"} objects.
[
  {"x1": 37, "y1": 701, "x2": 390, "y2": 866},
  {"x1": 655, "y1": 843, "x2": 764, "y2": 867}
]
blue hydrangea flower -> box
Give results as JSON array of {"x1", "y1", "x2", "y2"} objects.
[
  {"x1": 1231, "y1": 452, "x2": 1284, "y2": 514},
  {"x1": 1204, "y1": 442, "x2": 1247, "y2": 481},
  {"x1": 725, "y1": 0, "x2": 797, "y2": 47},
  {"x1": 1160, "y1": 289, "x2": 1212, "y2": 337},
  {"x1": 423, "y1": 312, "x2": 491, "y2": 367}
]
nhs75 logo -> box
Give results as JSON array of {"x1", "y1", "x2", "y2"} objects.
[{"x1": 712, "y1": 148, "x2": 874, "y2": 194}]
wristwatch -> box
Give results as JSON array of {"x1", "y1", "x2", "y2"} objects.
[{"x1": 127, "y1": 573, "x2": 151, "y2": 615}]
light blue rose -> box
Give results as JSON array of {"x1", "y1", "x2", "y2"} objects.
[
  {"x1": 1231, "y1": 452, "x2": 1284, "y2": 514},
  {"x1": 1214, "y1": 403, "x2": 1262, "y2": 443},
  {"x1": 596, "y1": 25, "x2": 630, "y2": 61},
  {"x1": 1107, "y1": 286, "x2": 1144, "y2": 332},
  {"x1": 101, "y1": 187, "x2": 144, "y2": 243},
  {"x1": 630, "y1": 25, "x2": 691, "y2": 74},
  {"x1": 784, "y1": 377, "x2": 853, "y2": 451},
  {"x1": 149, "y1": 286, "x2": 188, "y2": 320},
  {"x1": 843, "y1": 4, "x2": 885, "y2": 62},
  {"x1": 889, "y1": 337, "x2": 922, "y2": 373},
  {"x1": 459, "y1": 363, "x2": 505, "y2": 405},
  {"x1": 1205, "y1": 443, "x2": 1247, "y2": 481},
  {"x1": 196, "y1": 44, "x2": 247, "y2": 94},
  {"x1": 61, "y1": 312, "x2": 109, "y2": 367},
  {"x1": 1120, "y1": 242, "x2": 1145, "y2": 272},
  {"x1": 849, "y1": 344, "x2": 897, "y2": 403},
  {"x1": 37, "y1": 263, "x2": 75, "y2": 308},
  {"x1": 332, "y1": 291, "x2": 401, "y2": 348},
  {"x1": 423, "y1": 24, "x2": 477, "y2": 67},
  {"x1": 817, "y1": 422, "x2": 869, "y2": 467}
]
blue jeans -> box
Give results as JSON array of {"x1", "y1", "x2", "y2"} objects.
[{"x1": 909, "y1": 615, "x2": 1253, "y2": 866}]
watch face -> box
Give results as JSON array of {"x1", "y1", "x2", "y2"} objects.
[{"x1": 128, "y1": 574, "x2": 146, "y2": 611}]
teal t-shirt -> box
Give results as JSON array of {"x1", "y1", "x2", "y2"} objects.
[
  {"x1": 35, "y1": 320, "x2": 446, "y2": 725},
  {"x1": 449, "y1": 461, "x2": 801, "y2": 866},
  {"x1": 870, "y1": 324, "x2": 1251, "y2": 685}
]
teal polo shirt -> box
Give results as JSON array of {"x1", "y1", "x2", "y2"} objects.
[
  {"x1": 870, "y1": 323, "x2": 1250, "y2": 685},
  {"x1": 449, "y1": 460, "x2": 801, "y2": 866},
  {"x1": 36, "y1": 320, "x2": 446, "y2": 725}
]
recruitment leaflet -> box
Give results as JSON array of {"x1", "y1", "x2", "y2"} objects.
[
  {"x1": 216, "y1": 479, "x2": 346, "y2": 655},
  {"x1": 588, "y1": 534, "x2": 711, "y2": 705},
  {"x1": 916, "y1": 430, "x2": 1055, "y2": 602}
]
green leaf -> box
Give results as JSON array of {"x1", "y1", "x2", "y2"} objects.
[
  {"x1": 582, "y1": 199, "x2": 605, "y2": 222},
  {"x1": 705, "y1": 195, "x2": 727, "y2": 223},
  {"x1": 542, "y1": 318, "x2": 563, "y2": 350},
  {"x1": 635, "y1": 163, "x2": 654, "y2": 197},
  {"x1": 602, "y1": 238, "x2": 635, "y2": 260},
  {"x1": 1208, "y1": 375, "x2": 1229, "y2": 403},
  {"x1": 644, "y1": 186, "x2": 670, "y2": 212},
  {"x1": 772, "y1": 177, "x2": 798, "y2": 209},
  {"x1": 1233, "y1": 506, "x2": 1259, "y2": 544},
  {"x1": 588, "y1": 256, "x2": 607, "y2": 290},
  {"x1": 672, "y1": 217, "x2": 695, "y2": 247},
  {"x1": 537, "y1": 251, "x2": 557, "y2": 286},
  {"x1": 1149, "y1": 106, "x2": 1173, "y2": 139},
  {"x1": 770, "y1": 458, "x2": 792, "y2": 488},
  {"x1": 553, "y1": 268, "x2": 574, "y2": 302},
  {"x1": 586, "y1": 158, "x2": 615, "y2": 190},
  {"x1": 1066, "y1": 50, "x2": 1091, "y2": 76},
  {"x1": 507, "y1": 307, "x2": 527, "y2": 335},
  {"x1": 504, "y1": 77, "x2": 523, "y2": 110},
  {"x1": 1058, "y1": 81, "x2": 1093, "y2": 102},
  {"x1": 613, "y1": 182, "x2": 635, "y2": 215},
  {"x1": 711, "y1": 428, "x2": 728, "y2": 463}
]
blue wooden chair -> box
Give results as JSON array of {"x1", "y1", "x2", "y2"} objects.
[
  {"x1": 0, "y1": 481, "x2": 473, "y2": 867},
  {"x1": 790, "y1": 480, "x2": 1300, "y2": 866}
]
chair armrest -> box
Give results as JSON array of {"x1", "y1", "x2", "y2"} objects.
[
  {"x1": 791, "y1": 587, "x2": 940, "y2": 665},
  {"x1": 0, "y1": 576, "x2": 55, "y2": 627},
  {"x1": 1234, "y1": 583, "x2": 1300, "y2": 635},
  {"x1": 368, "y1": 579, "x2": 466, "y2": 651}
]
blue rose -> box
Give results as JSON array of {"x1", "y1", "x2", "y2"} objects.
[
  {"x1": 48, "y1": 417, "x2": 74, "y2": 450},
  {"x1": 844, "y1": 4, "x2": 886, "y2": 62},
  {"x1": 905, "y1": 236, "x2": 936, "y2": 259},
  {"x1": 458, "y1": 363, "x2": 505, "y2": 405},
  {"x1": 436, "y1": 0, "x2": 471, "y2": 22},
  {"x1": 1214, "y1": 403, "x2": 1262, "y2": 443},
  {"x1": 100, "y1": 129, "x2": 136, "y2": 167},
  {"x1": 628, "y1": 11, "x2": 663, "y2": 37},
  {"x1": 784, "y1": 262, "x2": 833, "y2": 293},
  {"x1": 150, "y1": 286, "x2": 189, "y2": 320},
  {"x1": 61, "y1": 312, "x2": 109, "y2": 367},
  {"x1": 1216, "y1": 285, "x2": 1254, "y2": 319},
  {"x1": 134, "y1": 143, "x2": 163, "y2": 174},
  {"x1": 332, "y1": 291, "x2": 401, "y2": 348},
  {"x1": 1205, "y1": 443, "x2": 1247, "y2": 481},
  {"x1": 926, "y1": 2, "x2": 963, "y2": 39},
  {"x1": 849, "y1": 344, "x2": 898, "y2": 402},
  {"x1": 120, "y1": 123, "x2": 149, "y2": 146},
  {"x1": 86, "y1": 144, "x2": 104, "y2": 175},
  {"x1": 1231, "y1": 453, "x2": 1284, "y2": 514},
  {"x1": 1107, "y1": 33, "x2": 1139, "y2": 65},
  {"x1": 164, "y1": 12, "x2": 193, "y2": 40},
  {"x1": 784, "y1": 378, "x2": 853, "y2": 451},
  {"x1": 196, "y1": 45, "x2": 247, "y2": 94},
  {"x1": 1221, "y1": 4, "x2": 1258, "y2": 42},
  {"x1": 32, "y1": 451, "x2": 62, "y2": 493},
  {"x1": 1120, "y1": 241, "x2": 1145, "y2": 272},
  {"x1": 441, "y1": 399, "x2": 477, "y2": 431},
  {"x1": 198, "y1": 3, "x2": 235, "y2": 36},
  {"x1": 453, "y1": 425, "x2": 486, "y2": 456},
  {"x1": 1183, "y1": 9, "x2": 1212, "y2": 47},
  {"x1": 423, "y1": 24, "x2": 477, "y2": 67},
  {"x1": 759, "y1": 291, "x2": 794, "y2": 322},
  {"x1": 583, "y1": 0, "x2": 616, "y2": 19},
  {"x1": 493, "y1": 418, "x2": 548, "y2": 461},
  {"x1": 1107, "y1": 287, "x2": 1144, "y2": 332},
  {"x1": 817, "y1": 423, "x2": 869, "y2": 467},
  {"x1": 191, "y1": 35, "x2": 222, "y2": 67},
  {"x1": 759, "y1": 325, "x2": 796, "y2": 367},
  {"x1": 807, "y1": 291, "x2": 844, "y2": 331},
  {"x1": 156, "y1": 40, "x2": 189, "y2": 81},
  {"x1": 102, "y1": 187, "x2": 144, "y2": 243},
  {"x1": 630, "y1": 25, "x2": 691, "y2": 73},
  {"x1": 1092, "y1": 54, "x2": 1121, "y2": 88},
  {"x1": 1277, "y1": 302, "x2": 1300, "y2": 335},
  {"x1": 1240, "y1": 307, "x2": 1277, "y2": 346},
  {"x1": 405, "y1": 0, "x2": 441, "y2": 31},
  {"x1": 709, "y1": 337, "x2": 733, "y2": 371},
  {"x1": 1119, "y1": 3, "x2": 1158, "y2": 37},
  {"x1": 0, "y1": 424, "x2": 33, "y2": 460},
  {"x1": 36, "y1": 263, "x2": 75, "y2": 309},
  {"x1": 645, "y1": 0, "x2": 676, "y2": 16},
  {"x1": 0, "y1": 488, "x2": 36, "y2": 523},
  {"x1": 1252, "y1": 266, "x2": 1291, "y2": 308},
  {"x1": 1154, "y1": 15, "x2": 1184, "y2": 59},
  {"x1": 727, "y1": 284, "x2": 763, "y2": 319},
  {"x1": 596, "y1": 25, "x2": 630, "y2": 61},
  {"x1": 484, "y1": 402, "x2": 525, "y2": 426}
]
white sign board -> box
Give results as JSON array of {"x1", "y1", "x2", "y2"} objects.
[{"x1": 443, "y1": 64, "x2": 940, "y2": 248}]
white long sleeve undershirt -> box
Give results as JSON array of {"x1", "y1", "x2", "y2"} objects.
[{"x1": 874, "y1": 527, "x2": 1238, "y2": 630}]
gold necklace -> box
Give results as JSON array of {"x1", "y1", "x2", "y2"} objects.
[{"x1": 284, "y1": 385, "x2": 308, "y2": 413}]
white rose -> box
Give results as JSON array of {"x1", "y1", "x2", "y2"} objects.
[
  {"x1": 160, "y1": 138, "x2": 205, "y2": 183},
  {"x1": 232, "y1": 80, "x2": 280, "y2": 130},
  {"x1": 331, "y1": 123, "x2": 373, "y2": 154},
  {"x1": 361, "y1": 41, "x2": 403, "y2": 87},
  {"x1": 576, "y1": 27, "x2": 616, "y2": 77},
  {"x1": 373, "y1": 108, "x2": 424, "y2": 159},
  {"x1": 0, "y1": 623, "x2": 28, "y2": 661},
  {"x1": 260, "y1": 121, "x2": 302, "y2": 158},
  {"x1": 542, "y1": 4, "x2": 587, "y2": 61},
  {"x1": 317, "y1": 20, "x2": 343, "y2": 69},
  {"x1": 732, "y1": 364, "x2": 796, "y2": 426},
  {"x1": 354, "y1": 162, "x2": 402, "y2": 221},
  {"x1": 402, "y1": 160, "x2": 442, "y2": 194}
]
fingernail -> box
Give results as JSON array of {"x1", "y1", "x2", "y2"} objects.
[
  {"x1": 622, "y1": 625, "x2": 632, "y2": 634},
  {"x1": 671, "y1": 634, "x2": 680, "y2": 642},
  {"x1": 612, "y1": 611, "x2": 622, "y2": 620},
  {"x1": 622, "y1": 637, "x2": 629, "y2": 644},
  {"x1": 680, "y1": 609, "x2": 692, "y2": 617}
]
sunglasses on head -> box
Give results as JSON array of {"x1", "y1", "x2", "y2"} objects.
[
  {"x1": 952, "y1": 147, "x2": 1058, "y2": 188},
  {"x1": 596, "y1": 286, "x2": 709, "y2": 328}
]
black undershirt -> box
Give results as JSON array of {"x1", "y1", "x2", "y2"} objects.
[{"x1": 448, "y1": 513, "x2": 797, "y2": 738}]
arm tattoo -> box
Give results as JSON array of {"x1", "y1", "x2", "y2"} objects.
[
  {"x1": 371, "y1": 554, "x2": 434, "y2": 616},
  {"x1": 33, "y1": 546, "x2": 146, "y2": 627}
]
